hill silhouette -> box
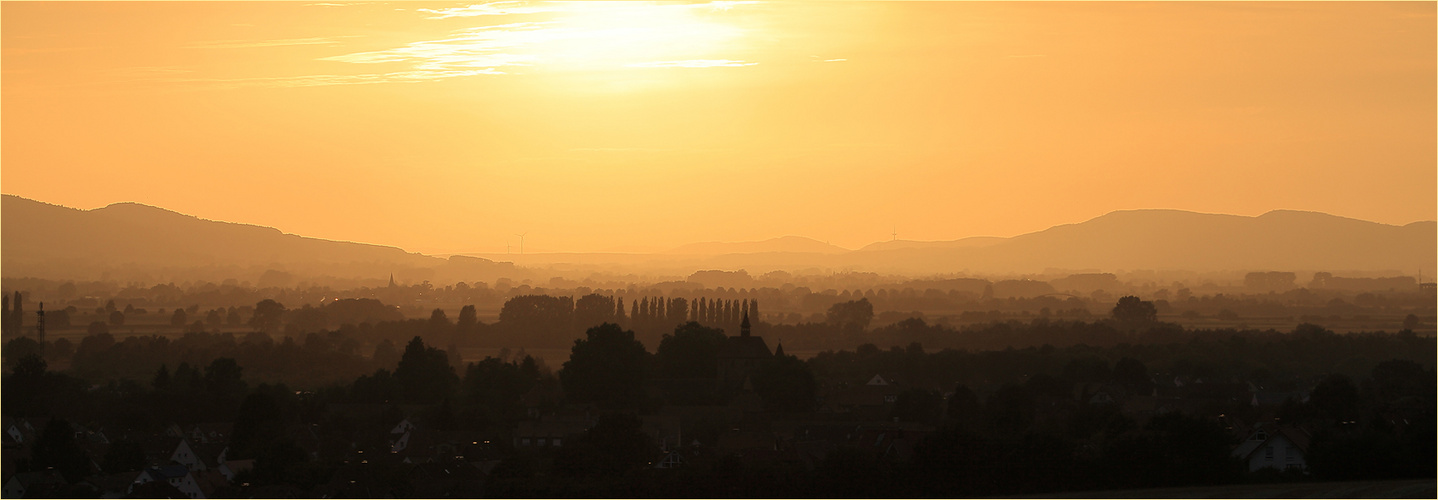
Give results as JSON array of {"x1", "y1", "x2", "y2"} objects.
[
  {"x1": 848, "y1": 209, "x2": 1435, "y2": 274},
  {"x1": 857, "y1": 236, "x2": 1006, "y2": 252},
  {"x1": 0, "y1": 195, "x2": 519, "y2": 284},
  {"x1": 664, "y1": 236, "x2": 849, "y2": 255},
  {"x1": 3, "y1": 195, "x2": 1431, "y2": 281}
]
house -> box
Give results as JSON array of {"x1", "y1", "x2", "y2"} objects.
[
  {"x1": 513, "y1": 415, "x2": 594, "y2": 449},
  {"x1": 819, "y1": 375, "x2": 905, "y2": 418},
  {"x1": 390, "y1": 417, "x2": 417, "y2": 435},
  {"x1": 3, "y1": 469, "x2": 67, "y2": 498},
  {"x1": 641, "y1": 414, "x2": 683, "y2": 452},
  {"x1": 184, "y1": 423, "x2": 233, "y2": 445},
  {"x1": 169, "y1": 438, "x2": 227, "y2": 472},
  {"x1": 82, "y1": 470, "x2": 145, "y2": 499},
  {"x1": 218, "y1": 459, "x2": 253, "y2": 482},
  {"x1": 2, "y1": 417, "x2": 36, "y2": 446},
  {"x1": 136, "y1": 464, "x2": 206, "y2": 499},
  {"x1": 1231, "y1": 425, "x2": 1311, "y2": 473}
]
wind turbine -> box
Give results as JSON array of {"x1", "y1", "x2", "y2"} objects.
[{"x1": 515, "y1": 232, "x2": 527, "y2": 255}]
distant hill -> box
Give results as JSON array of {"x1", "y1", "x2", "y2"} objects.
[
  {"x1": 848, "y1": 209, "x2": 1436, "y2": 273},
  {"x1": 0, "y1": 195, "x2": 521, "y2": 283},
  {"x1": 664, "y1": 236, "x2": 849, "y2": 255},
  {"x1": 857, "y1": 236, "x2": 1006, "y2": 252},
  {"x1": 4, "y1": 195, "x2": 1430, "y2": 282}
]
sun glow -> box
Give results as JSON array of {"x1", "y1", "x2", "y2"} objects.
[{"x1": 324, "y1": 2, "x2": 759, "y2": 77}]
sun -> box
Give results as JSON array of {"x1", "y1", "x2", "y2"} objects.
[{"x1": 333, "y1": 1, "x2": 761, "y2": 78}]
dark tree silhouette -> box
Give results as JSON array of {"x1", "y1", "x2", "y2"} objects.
[
  {"x1": 102, "y1": 439, "x2": 145, "y2": 474},
  {"x1": 1309, "y1": 373, "x2": 1359, "y2": 422},
  {"x1": 457, "y1": 304, "x2": 478, "y2": 332},
  {"x1": 826, "y1": 298, "x2": 874, "y2": 333},
  {"x1": 559, "y1": 323, "x2": 650, "y2": 408},
  {"x1": 1111, "y1": 296, "x2": 1157, "y2": 323},
  {"x1": 753, "y1": 352, "x2": 817, "y2": 413},
  {"x1": 656, "y1": 322, "x2": 727, "y2": 380},
  {"x1": 250, "y1": 299, "x2": 286, "y2": 333},
  {"x1": 551, "y1": 413, "x2": 655, "y2": 477},
  {"x1": 394, "y1": 336, "x2": 458, "y2": 403},
  {"x1": 204, "y1": 357, "x2": 247, "y2": 400},
  {"x1": 32, "y1": 418, "x2": 91, "y2": 482},
  {"x1": 152, "y1": 364, "x2": 172, "y2": 391},
  {"x1": 1113, "y1": 357, "x2": 1151, "y2": 395}
]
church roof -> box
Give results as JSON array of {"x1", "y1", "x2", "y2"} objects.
[{"x1": 719, "y1": 335, "x2": 771, "y2": 359}]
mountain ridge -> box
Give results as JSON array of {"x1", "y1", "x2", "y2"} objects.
[{"x1": 3, "y1": 194, "x2": 1432, "y2": 280}]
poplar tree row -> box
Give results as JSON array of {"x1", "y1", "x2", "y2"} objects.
[{"x1": 2, "y1": 291, "x2": 24, "y2": 337}]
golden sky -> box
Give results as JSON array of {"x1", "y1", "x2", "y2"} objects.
[{"x1": 3, "y1": 1, "x2": 1434, "y2": 254}]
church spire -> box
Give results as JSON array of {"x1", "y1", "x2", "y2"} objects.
[
  {"x1": 388, "y1": 273, "x2": 397, "y2": 288},
  {"x1": 741, "y1": 312, "x2": 751, "y2": 337},
  {"x1": 774, "y1": 340, "x2": 784, "y2": 358}
]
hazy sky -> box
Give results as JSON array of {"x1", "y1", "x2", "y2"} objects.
[{"x1": 3, "y1": 1, "x2": 1433, "y2": 254}]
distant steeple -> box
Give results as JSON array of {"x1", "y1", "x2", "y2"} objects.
[
  {"x1": 388, "y1": 274, "x2": 397, "y2": 288},
  {"x1": 774, "y1": 341, "x2": 784, "y2": 358},
  {"x1": 741, "y1": 312, "x2": 751, "y2": 337}
]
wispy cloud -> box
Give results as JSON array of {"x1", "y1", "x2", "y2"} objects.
[
  {"x1": 185, "y1": 1, "x2": 762, "y2": 88},
  {"x1": 626, "y1": 59, "x2": 756, "y2": 68},
  {"x1": 188, "y1": 37, "x2": 351, "y2": 49},
  {"x1": 418, "y1": 1, "x2": 559, "y2": 19},
  {"x1": 157, "y1": 69, "x2": 506, "y2": 90},
  {"x1": 319, "y1": 22, "x2": 550, "y2": 71}
]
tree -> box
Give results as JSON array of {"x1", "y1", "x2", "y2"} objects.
[
  {"x1": 11, "y1": 292, "x2": 23, "y2": 336},
  {"x1": 171, "y1": 308, "x2": 188, "y2": 327},
  {"x1": 204, "y1": 357, "x2": 247, "y2": 400},
  {"x1": 1111, "y1": 296, "x2": 1157, "y2": 323},
  {"x1": 152, "y1": 364, "x2": 172, "y2": 391},
  {"x1": 108, "y1": 310, "x2": 125, "y2": 327},
  {"x1": 1402, "y1": 314, "x2": 1422, "y2": 330},
  {"x1": 102, "y1": 439, "x2": 146, "y2": 473},
  {"x1": 655, "y1": 322, "x2": 727, "y2": 380},
  {"x1": 249, "y1": 299, "x2": 286, "y2": 333},
  {"x1": 892, "y1": 388, "x2": 943, "y2": 423},
  {"x1": 1113, "y1": 357, "x2": 1151, "y2": 394},
  {"x1": 1309, "y1": 373, "x2": 1360, "y2": 422},
  {"x1": 462, "y1": 357, "x2": 537, "y2": 427},
  {"x1": 33, "y1": 418, "x2": 91, "y2": 482},
  {"x1": 551, "y1": 413, "x2": 655, "y2": 477},
  {"x1": 372, "y1": 339, "x2": 401, "y2": 369},
  {"x1": 559, "y1": 323, "x2": 650, "y2": 408},
  {"x1": 826, "y1": 298, "x2": 874, "y2": 333},
  {"x1": 457, "y1": 305, "x2": 478, "y2": 334},
  {"x1": 394, "y1": 336, "x2": 458, "y2": 403},
  {"x1": 753, "y1": 352, "x2": 818, "y2": 413},
  {"x1": 230, "y1": 387, "x2": 291, "y2": 460}
]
